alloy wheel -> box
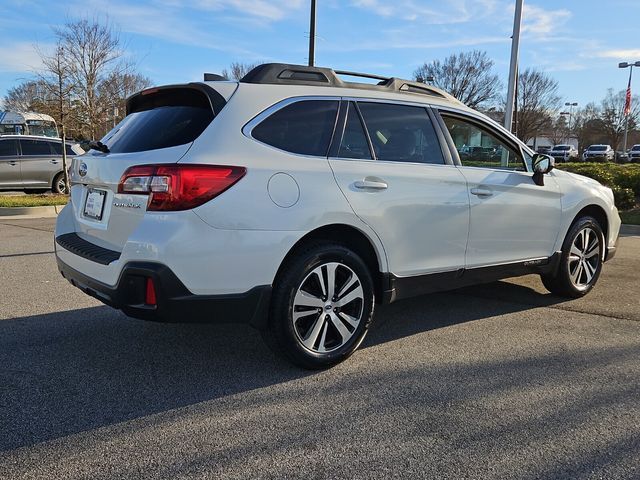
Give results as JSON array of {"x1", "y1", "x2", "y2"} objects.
[
  {"x1": 292, "y1": 262, "x2": 364, "y2": 353},
  {"x1": 568, "y1": 226, "x2": 601, "y2": 290}
]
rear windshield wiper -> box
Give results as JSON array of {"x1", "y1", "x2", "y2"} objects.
[{"x1": 88, "y1": 141, "x2": 110, "y2": 153}]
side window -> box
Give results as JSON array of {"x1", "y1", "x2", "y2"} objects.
[
  {"x1": 357, "y1": 102, "x2": 445, "y2": 164},
  {"x1": 49, "y1": 142, "x2": 62, "y2": 155},
  {"x1": 442, "y1": 115, "x2": 525, "y2": 171},
  {"x1": 66, "y1": 145, "x2": 76, "y2": 156},
  {"x1": 252, "y1": 100, "x2": 339, "y2": 157},
  {"x1": 337, "y1": 102, "x2": 372, "y2": 160},
  {"x1": 0, "y1": 139, "x2": 18, "y2": 156},
  {"x1": 19, "y1": 139, "x2": 52, "y2": 156}
]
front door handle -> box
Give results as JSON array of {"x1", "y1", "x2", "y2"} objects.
[
  {"x1": 470, "y1": 187, "x2": 493, "y2": 197},
  {"x1": 8, "y1": 161, "x2": 17, "y2": 166},
  {"x1": 354, "y1": 178, "x2": 388, "y2": 190},
  {"x1": 50, "y1": 159, "x2": 59, "y2": 164}
]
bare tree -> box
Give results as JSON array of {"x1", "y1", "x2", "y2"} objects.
[
  {"x1": 598, "y1": 88, "x2": 640, "y2": 151},
  {"x1": 3, "y1": 80, "x2": 51, "y2": 112},
  {"x1": 549, "y1": 115, "x2": 568, "y2": 146},
  {"x1": 413, "y1": 50, "x2": 502, "y2": 109},
  {"x1": 221, "y1": 62, "x2": 259, "y2": 81},
  {"x1": 55, "y1": 18, "x2": 123, "y2": 140},
  {"x1": 515, "y1": 68, "x2": 560, "y2": 144}
]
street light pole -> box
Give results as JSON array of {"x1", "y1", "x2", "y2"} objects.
[
  {"x1": 504, "y1": 0, "x2": 524, "y2": 134},
  {"x1": 308, "y1": 0, "x2": 317, "y2": 67}
]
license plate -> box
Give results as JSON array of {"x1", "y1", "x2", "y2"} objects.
[{"x1": 83, "y1": 189, "x2": 107, "y2": 220}]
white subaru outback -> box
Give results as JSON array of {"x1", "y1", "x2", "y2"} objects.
[{"x1": 55, "y1": 63, "x2": 621, "y2": 368}]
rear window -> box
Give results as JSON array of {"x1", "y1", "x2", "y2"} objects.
[
  {"x1": 553, "y1": 145, "x2": 570, "y2": 151},
  {"x1": 20, "y1": 139, "x2": 52, "y2": 155},
  {"x1": 251, "y1": 100, "x2": 339, "y2": 157},
  {"x1": 358, "y1": 102, "x2": 445, "y2": 164},
  {"x1": 102, "y1": 88, "x2": 215, "y2": 154}
]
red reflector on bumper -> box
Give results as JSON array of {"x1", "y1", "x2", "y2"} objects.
[{"x1": 145, "y1": 278, "x2": 157, "y2": 306}]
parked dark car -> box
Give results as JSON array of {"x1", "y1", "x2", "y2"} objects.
[{"x1": 0, "y1": 135, "x2": 84, "y2": 193}]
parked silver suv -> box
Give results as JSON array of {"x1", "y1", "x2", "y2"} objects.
[{"x1": 0, "y1": 135, "x2": 84, "y2": 193}]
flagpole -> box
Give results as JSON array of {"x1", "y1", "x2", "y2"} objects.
[{"x1": 623, "y1": 65, "x2": 633, "y2": 156}]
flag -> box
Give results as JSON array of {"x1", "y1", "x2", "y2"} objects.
[{"x1": 624, "y1": 76, "x2": 632, "y2": 116}]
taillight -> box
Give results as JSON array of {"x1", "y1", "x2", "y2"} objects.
[{"x1": 118, "y1": 164, "x2": 246, "y2": 211}]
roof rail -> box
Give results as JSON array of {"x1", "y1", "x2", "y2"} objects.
[{"x1": 239, "y1": 63, "x2": 460, "y2": 103}]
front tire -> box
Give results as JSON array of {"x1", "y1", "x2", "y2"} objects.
[
  {"x1": 541, "y1": 216, "x2": 604, "y2": 298},
  {"x1": 263, "y1": 242, "x2": 375, "y2": 369}
]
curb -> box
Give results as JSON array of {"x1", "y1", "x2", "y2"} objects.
[
  {"x1": 0, "y1": 205, "x2": 65, "y2": 219},
  {"x1": 621, "y1": 224, "x2": 640, "y2": 236}
]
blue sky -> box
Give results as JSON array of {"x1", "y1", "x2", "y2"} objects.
[{"x1": 1, "y1": 0, "x2": 639, "y2": 108}]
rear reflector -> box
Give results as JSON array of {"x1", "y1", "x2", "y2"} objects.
[
  {"x1": 118, "y1": 164, "x2": 246, "y2": 211},
  {"x1": 145, "y1": 278, "x2": 157, "y2": 306}
]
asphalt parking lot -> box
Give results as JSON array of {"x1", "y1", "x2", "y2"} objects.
[{"x1": 0, "y1": 218, "x2": 639, "y2": 479}]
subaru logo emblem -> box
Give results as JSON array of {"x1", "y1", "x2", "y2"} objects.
[{"x1": 79, "y1": 162, "x2": 87, "y2": 177}]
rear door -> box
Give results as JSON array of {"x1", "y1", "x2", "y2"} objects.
[
  {"x1": 19, "y1": 138, "x2": 57, "y2": 188},
  {"x1": 329, "y1": 100, "x2": 469, "y2": 278},
  {"x1": 0, "y1": 138, "x2": 21, "y2": 188},
  {"x1": 437, "y1": 110, "x2": 562, "y2": 268}
]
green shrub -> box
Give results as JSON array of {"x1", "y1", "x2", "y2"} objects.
[
  {"x1": 556, "y1": 163, "x2": 640, "y2": 198},
  {"x1": 611, "y1": 187, "x2": 636, "y2": 210}
]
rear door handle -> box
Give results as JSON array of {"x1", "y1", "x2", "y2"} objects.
[
  {"x1": 354, "y1": 178, "x2": 388, "y2": 190},
  {"x1": 470, "y1": 187, "x2": 493, "y2": 197},
  {"x1": 8, "y1": 161, "x2": 17, "y2": 166},
  {"x1": 50, "y1": 159, "x2": 59, "y2": 164}
]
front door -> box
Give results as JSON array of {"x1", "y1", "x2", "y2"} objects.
[
  {"x1": 329, "y1": 100, "x2": 469, "y2": 278},
  {"x1": 438, "y1": 111, "x2": 562, "y2": 268}
]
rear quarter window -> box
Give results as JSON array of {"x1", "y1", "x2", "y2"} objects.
[{"x1": 251, "y1": 100, "x2": 339, "y2": 157}]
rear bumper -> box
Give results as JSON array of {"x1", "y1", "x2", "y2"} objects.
[{"x1": 57, "y1": 257, "x2": 271, "y2": 327}]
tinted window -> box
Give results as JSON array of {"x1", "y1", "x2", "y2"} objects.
[
  {"x1": 337, "y1": 103, "x2": 372, "y2": 160},
  {"x1": 442, "y1": 115, "x2": 525, "y2": 171},
  {"x1": 20, "y1": 139, "x2": 52, "y2": 156},
  {"x1": 632, "y1": 145, "x2": 640, "y2": 151},
  {"x1": 50, "y1": 142, "x2": 78, "y2": 156},
  {"x1": 252, "y1": 100, "x2": 339, "y2": 157},
  {"x1": 102, "y1": 88, "x2": 215, "y2": 154},
  {"x1": 0, "y1": 139, "x2": 18, "y2": 156},
  {"x1": 589, "y1": 146, "x2": 607, "y2": 151},
  {"x1": 357, "y1": 102, "x2": 444, "y2": 164}
]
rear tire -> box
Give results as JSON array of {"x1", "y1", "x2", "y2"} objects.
[
  {"x1": 52, "y1": 173, "x2": 67, "y2": 194},
  {"x1": 263, "y1": 242, "x2": 375, "y2": 369},
  {"x1": 541, "y1": 216, "x2": 604, "y2": 298}
]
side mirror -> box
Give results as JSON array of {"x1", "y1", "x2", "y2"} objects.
[{"x1": 532, "y1": 154, "x2": 554, "y2": 186}]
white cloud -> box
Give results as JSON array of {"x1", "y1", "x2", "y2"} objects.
[
  {"x1": 351, "y1": 0, "x2": 499, "y2": 25},
  {"x1": 193, "y1": 0, "x2": 305, "y2": 21},
  {"x1": 0, "y1": 42, "x2": 45, "y2": 74},
  {"x1": 521, "y1": 4, "x2": 571, "y2": 36},
  {"x1": 595, "y1": 49, "x2": 640, "y2": 60}
]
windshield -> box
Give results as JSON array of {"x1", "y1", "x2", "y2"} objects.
[
  {"x1": 589, "y1": 146, "x2": 607, "y2": 151},
  {"x1": 553, "y1": 145, "x2": 570, "y2": 151},
  {"x1": 632, "y1": 145, "x2": 640, "y2": 151}
]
